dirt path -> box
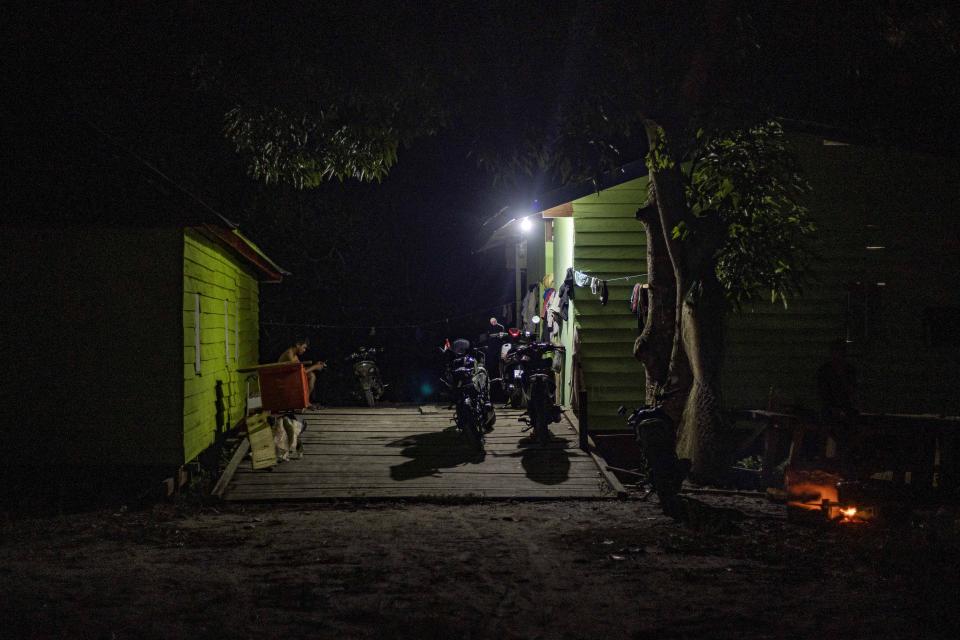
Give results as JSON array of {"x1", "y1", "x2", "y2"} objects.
[{"x1": 1, "y1": 497, "x2": 954, "y2": 639}]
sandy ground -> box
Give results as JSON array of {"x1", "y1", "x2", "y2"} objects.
[{"x1": 1, "y1": 495, "x2": 957, "y2": 640}]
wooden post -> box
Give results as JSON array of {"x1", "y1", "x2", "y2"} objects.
[
  {"x1": 760, "y1": 419, "x2": 777, "y2": 486},
  {"x1": 514, "y1": 242, "x2": 522, "y2": 326},
  {"x1": 578, "y1": 389, "x2": 589, "y2": 451}
]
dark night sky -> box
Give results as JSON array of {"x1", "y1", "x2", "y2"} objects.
[
  {"x1": 1, "y1": 3, "x2": 529, "y2": 322},
  {"x1": 3, "y1": 2, "x2": 958, "y2": 399}
]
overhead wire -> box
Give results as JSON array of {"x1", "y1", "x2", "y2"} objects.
[{"x1": 261, "y1": 299, "x2": 519, "y2": 331}]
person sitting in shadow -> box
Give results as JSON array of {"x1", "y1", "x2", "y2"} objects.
[
  {"x1": 816, "y1": 338, "x2": 864, "y2": 472},
  {"x1": 278, "y1": 337, "x2": 326, "y2": 409}
]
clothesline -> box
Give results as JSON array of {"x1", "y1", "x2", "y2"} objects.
[
  {"x1": 261, "y1": 299, "x2": 517, "y2": 331},
  {"x1": 605, "y1": 272, "x2": 648, "y2": 283},
  {"x1": 573, "y1": 269, "x2": 647, "y2": 284}
]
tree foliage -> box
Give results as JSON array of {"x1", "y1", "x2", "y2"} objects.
[
  {"x1": 224, "y1": 105, "x2": 405, "y2": 187},
  {"x1": 199, "y1": 2, "x2": 446, "y2": 188},
  {"x1": 687, "y1": 121, "x2": 815, "y2": 308}
]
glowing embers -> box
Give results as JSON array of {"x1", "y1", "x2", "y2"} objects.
[
  {"x1": 785, "y1": 467, "x2": 841, "y2": 510},
  {"x1": 784, "y1": 467, "x2": 872, "y2": 524}
]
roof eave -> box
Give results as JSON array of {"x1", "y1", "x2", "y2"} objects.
[{"x1": 196, "y1": 224, "x2": 287, "y2": 283}]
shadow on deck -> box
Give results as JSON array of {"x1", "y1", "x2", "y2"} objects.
[{"x1": 221, "y1": 406, "x2": 612, "y2": 501}]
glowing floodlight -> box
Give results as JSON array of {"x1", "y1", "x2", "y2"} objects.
[{"x1": 520, "y1": 217, "x2": 533, "y2": 232}]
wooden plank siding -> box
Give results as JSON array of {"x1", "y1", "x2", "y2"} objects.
[
  {"x1": 570, "y1": 178, "x2": 650, "y2": 430},
  {"x1": 553, "y1": 133, "x2": 960, "y2": 426},
  {"x1": 181, "y1": 228, "x2": 261, "y2": 463},
  {"x1": 724, "y1": 135, "x2": 960, "y2": 414},
  {"x1": 551, "y1": 217, "x2": 577, "y2": 406}
]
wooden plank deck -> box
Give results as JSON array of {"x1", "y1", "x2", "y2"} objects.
[{"x1": 222, "y1": 406, "x2": 613, "y2": 501}]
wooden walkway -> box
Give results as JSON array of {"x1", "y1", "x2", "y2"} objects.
[{"x1": 222, "y1": 406, "x2": 613, "y2": 501}]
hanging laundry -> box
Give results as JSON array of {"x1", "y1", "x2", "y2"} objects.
[
  {"x1": 558, "y1": 268, "x2": 575, "y2": 320},
  {"x1": 630, "y1": 283, "x2": 643, "y2": 313},
  {"x1": 521, "y1": 285, "x2": 539, "y2": 333},
  {"x1": 542, "y1": 287, "x2": 555, "y2": 318},
  {"x1": 599, "y1": 280, "x2": 609, "y2": 306},
  {"x1": 574, "y1": 270, "x2": 591, "y2": 287},
  {"x1": 548, "y1": 290, "x2": 562, "y2": 340},
  {"x1": 630, "y1": 283, "x2": 649, "y2": 332}
]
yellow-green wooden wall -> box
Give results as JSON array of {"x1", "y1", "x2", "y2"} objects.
[
  {"x1": 182, "y1": 228, "x2": 261, "y2": 462},
  {"x1": 725, "y1": 134, "x2": 960, "y2": 414},
  {"x1": 547, "y1": 133, "x2": 960, "y2": 427},
  {"x1": 570, "y1": 178, "x2": 650, "y2": 429},
  {"x1": 550, "y1": 217, "x2": 577, "y2": 406}
]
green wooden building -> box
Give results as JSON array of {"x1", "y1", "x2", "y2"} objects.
[
  {"x1": 531, "y1": 131, "x2": 960, "y2": 430},
  {"x1": 0, "y1": 222, "x2": 284, "y2": 474},
  {"x1": 0, "y1": 131, "x2": 285, "y2": 479}
]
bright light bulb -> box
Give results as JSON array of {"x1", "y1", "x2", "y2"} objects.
[{"x1": 520, "y1": 217, "x2": 533, "y2": 232}]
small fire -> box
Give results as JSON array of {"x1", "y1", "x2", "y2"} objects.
[{"x1": 838, "y1": 506, "x2": 864, "y2": 523}]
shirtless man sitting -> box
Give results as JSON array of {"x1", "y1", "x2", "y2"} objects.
[{"x1": 278, "y1": 337, "x2": 326, "y2": 407}]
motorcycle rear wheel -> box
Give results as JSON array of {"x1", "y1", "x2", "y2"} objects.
[
  {"x1": 530, "y1": 398, "x2": 551, "y2": 446},
  {"x1": 534, "y1": 415, "x2": 550, "y2": 446},
  {"x1": 458, "y1": 406, "x2": 483, "y2": 452}
]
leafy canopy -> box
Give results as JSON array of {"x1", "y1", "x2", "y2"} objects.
[
  {"x1": 204, "y1": 3, "x2": 445, "y2": 188},
  {"x1": 686, "y1": 121, "x2": 815, "y2": 308}
]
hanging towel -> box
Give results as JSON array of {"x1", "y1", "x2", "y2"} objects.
[
  {"x1": 542, "y1": 288, "x2": 555, "y2": 318},
  {"x1": 599, "y1": 280, "x2": 609, "y2": 306},
  {"x1": 630, "y1": 283, "x2": 643, "y2": 313},
  {"x1": 558, "y1": 268, "x2": 575, "y2": 320}
]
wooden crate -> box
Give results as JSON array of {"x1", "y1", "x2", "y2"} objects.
[
  {"x1": 259, "y1": 362, "x2": 310, "y2": 411},
  {"x1": 246, "y1": 413, "x2": 276, "y2": 470}
]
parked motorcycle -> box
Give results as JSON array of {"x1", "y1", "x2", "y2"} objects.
[
  {"x1": 440, "y1": 338, "x2": 495, "y2": 453},
  {"x1": 347, "y1": 346, "x2": 385, "y2": 407},
  {"x1": 488, "y1": 317, "x2": 533, "y2": 409},
  {"x1": 618, "y1": 389, "x2": 690, "y2": 518},
  {"x1": 502, "y1": 317, "x2": 564, "y2": 446}
]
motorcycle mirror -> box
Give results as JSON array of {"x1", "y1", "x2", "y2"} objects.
[
  {"x1": 531, "y1": 315, "x2": 541, "y2": 325},
  {"x1": 617, "y1": 405, "x2": 627, "y2": 416}
]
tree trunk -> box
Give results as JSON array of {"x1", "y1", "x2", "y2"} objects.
[
  {"x1": 643, "y1": 122, "x2": 693, "y2": 425},
  {"x1": 642, "y1": 121, "x2": 728, "y2": 483},
  {"x1": 633, "y1": 192, "x2": 675, "y2": 404},
  {"x1": 675, "y1": 271, "x2": 728, "y2": 482}
]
